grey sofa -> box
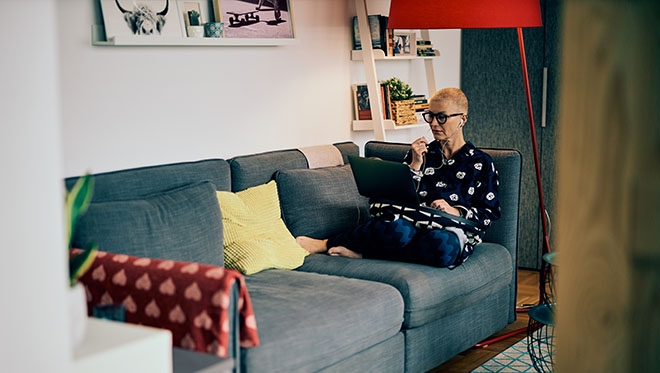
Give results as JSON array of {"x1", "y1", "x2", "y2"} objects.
[{"x1": 66, "y1": 141, "x2": 522, "y2": 373}]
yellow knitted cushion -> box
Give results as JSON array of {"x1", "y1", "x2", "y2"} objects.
[{"x1": 217, "y1": 180, "x2": 308, "y2": 275}]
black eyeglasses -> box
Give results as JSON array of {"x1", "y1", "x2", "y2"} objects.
[{"x1": 422, "y1": 111, "x2": 463, "y2": 125}]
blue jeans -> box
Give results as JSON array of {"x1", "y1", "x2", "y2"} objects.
[{"x1": 327, "y1": 217, "x2": 461, "y2": 268}]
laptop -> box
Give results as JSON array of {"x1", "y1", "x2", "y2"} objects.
[
  {"x1": 347, "y1": 155, "x2": 479, "y2": 230},
  {"x1": 347, "y1": 155, "x2": 420, "y2": 205}
]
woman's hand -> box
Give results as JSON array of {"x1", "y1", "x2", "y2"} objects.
[
  {"x1": 409, "y1": 137, "x2": 428, "y2": 171},
  {"x1": 429, "y1": 199, "x2": 460, "y2": 216}
]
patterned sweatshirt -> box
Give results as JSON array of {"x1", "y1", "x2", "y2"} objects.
[{"x1": 404, "y1": 141, "x2": 501, "y2": 230}]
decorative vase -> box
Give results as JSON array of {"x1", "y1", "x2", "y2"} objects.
[
  {"x1": 391, "y1": 99, "x2": 417, "y2": 125},
  {"x1": 204, "y1": 22, "x2": 224, "y2": 38},
  {"x1": 69, "y1": 283, "x2": 88, "y2": 348},
  {"x1": 187, "y1": 25, "x2": 205, "y2": 38}
]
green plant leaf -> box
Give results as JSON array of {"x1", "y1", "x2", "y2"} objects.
[
  {"x1": 69, "y1": 244, "x2": 98, "y2": 287},
  {"x1": 65, "y1": 174, "x2": 94, "y2": 248}
]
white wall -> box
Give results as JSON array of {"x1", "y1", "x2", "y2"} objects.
[
  {"x1": 0, "y1": 1, "x2": 71, "y2": 372},
  {"x1": 58, "y1": 0, "x2": 461, "y2": 176},
  {"x1": 0, "y1": 0, "x2": 459, "y2": 369}
]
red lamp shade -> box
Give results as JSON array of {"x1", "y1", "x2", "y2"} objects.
[{"x1": 388, "y1": 0, "x2": 542, "y2": 29}]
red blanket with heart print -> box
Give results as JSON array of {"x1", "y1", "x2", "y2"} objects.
[{"x1": 74, "y1": 249, "x2": 259, "y2": 358}]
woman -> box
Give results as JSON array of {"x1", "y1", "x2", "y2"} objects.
[{"x1": 297, "y1": 88, "x2": 500, "y2": 268}]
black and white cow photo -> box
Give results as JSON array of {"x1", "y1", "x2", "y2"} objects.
[{"x1": 101, "y1": 0, "x2": 184, "y2": 38}]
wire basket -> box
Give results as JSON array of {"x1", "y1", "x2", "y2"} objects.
[{"x1": 527, "y1": 303, "x2": 555, "y2": 372}]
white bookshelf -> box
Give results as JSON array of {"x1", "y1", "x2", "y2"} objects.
[{"x1": 350, "y1": 0, "x2": 440, "y2": 140}]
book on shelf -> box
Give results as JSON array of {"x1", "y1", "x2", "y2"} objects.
[
  {"x1": 386, "y1": 29, "x2": 394, "y2": 56},
  {"x1": 416, "y1": 39, "x2": 436, "y2": 56},
  {"x1": 352, "y1": 83, "x2": 391, "y2": 121},
  {"x1": 352, "y1": 15, "x2": 389, "y2": 55},
  {"x1": 410, "y1": 95, "x2": 429, "y2": 112}
]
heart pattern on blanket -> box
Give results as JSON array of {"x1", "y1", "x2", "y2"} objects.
[
  {"x1": 184, "y1": 282, "x2": 202, "y2": 301},
  {"x1": 112, "y1": 269, "x2": 127, "y2": 286},
  {"x1": 145, "y1": 299, "x2": 161, "y2": 318},
  {"x1": 135, "y1": 273, "x2": 152, "y2": 290},
  {"x1": 158, "y1": 260, "x2": 175, "y2": 270},
  {"x1": 123, "y1": 295, "x2": 137, "y2": 313},
  {"x1": 181, "y1": 263, "x2": 199, "y2": 274},
  {"x1": 194, "y1": 310, "x2": 213, "y2": 330},
  {"x1": 159, "y1": 277, "x2": 176, "y2": 295},
  {"x1": 92, "y1": 265, "x2": 106, "y2": 281},
  {"x1": 134, "y1": 258, "x2": 151, "y2": 267},
  {"x1": 169, "y1": 305, "x2": 186, "y2": 323},
  {"x1": 206, "y1": 267, "x2": 225, "y2": 279}
]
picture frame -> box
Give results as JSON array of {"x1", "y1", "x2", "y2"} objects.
[
  {"x1": 214, "y1": 0, "x2": 294, "y2": 39},
  {"x1": 393, "y1": 32, "x2": 416, "y2": 56},
  {"x1": 100, "y1": 0, "x2": 185, "y2": 39},
  {"x1": 352, "y1": 83, "x2": 391, "y2": 121}
]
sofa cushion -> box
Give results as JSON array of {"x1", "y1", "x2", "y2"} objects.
[
  {"x1": 297, "y1": 242, "x2": 513, "y2": 328},
  {"x1": 217, "y1": 181, "x2": 309, "y2": 275},
  {"x1": 242, "y1": 269, "x2": 404, "y2": 372},
  {"x1": 275, "y1": 165, "x2": 370, "y2": 239},
  {"x1": 72, "y1": 181, "x2": 224, "y2": 266}
]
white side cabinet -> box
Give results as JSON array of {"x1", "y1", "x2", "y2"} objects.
[{"x1": 73, "y1": 318, "x2": 172, "y2": 373}]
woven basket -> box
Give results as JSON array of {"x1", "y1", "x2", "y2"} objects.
[{"x1": 391, "y1": 99, "x2": 417, "y2": 125}]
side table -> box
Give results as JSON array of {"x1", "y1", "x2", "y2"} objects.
[{"x1": 73, "y1": 318, "x2": 172, "y2": 373}]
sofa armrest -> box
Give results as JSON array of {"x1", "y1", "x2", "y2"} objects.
[{"x1": 74, "y1": 249, "x2": 259, "y2": 358}]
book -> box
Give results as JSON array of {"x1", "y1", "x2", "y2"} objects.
[
  {"x1": 386, "y1": 29, "x2": 394, "y2": 56},
  {"x1": 352, "y1": 83, "x2": 391, "y2": 120},
  {"x1": 417, "y1": 48, "x2": 437, "y2": 57},
  {"x1": 352, "y1": 15, "x2": 388, "y2": 53}
]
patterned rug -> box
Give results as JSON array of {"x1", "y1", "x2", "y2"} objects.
[{"x1": 471, "y1": 338, "x2": 537, "y2": 372}]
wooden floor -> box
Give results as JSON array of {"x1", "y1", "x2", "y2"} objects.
[{"x1": 428, "y1": 269, "x2": 541, "y2": 373}]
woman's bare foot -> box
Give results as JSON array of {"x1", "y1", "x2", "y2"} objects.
[
  {"x1": 295, "y1": 236, "x2": 328, "y2": 254},
  {"x1": 328, "y1": 246, "x2": 362, "y2": 259}
]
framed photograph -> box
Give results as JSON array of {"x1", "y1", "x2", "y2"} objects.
[
  {"x1": 100, "y1": 0, "x2": 185, "y2": 38},
  {"x1": 214, "y1": 0, "x2": 294, "y2": 39},
  {"x1": 393, "y1": 32, "x2": 416, "y2": 56},
  {"x1": 352, "y1": 84, "x2": 390, "y2": 121}
]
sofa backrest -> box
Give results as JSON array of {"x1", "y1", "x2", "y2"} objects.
[
  {"x1": 64, "y1": 159, "x2": 232, "y2": 201},
  {"x1": 364, "y1": 141, "x2": 522, "y2": 268},
  {"x1": 229, "y1": 142, "x2": 359, "y2": 192},
  {"x1": 64, "y1": 159, "x2": 231, "y2": 267}
]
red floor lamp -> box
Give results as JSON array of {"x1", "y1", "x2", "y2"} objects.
[{"x1": 388, "y1": 0, "x2": 552, "y2": 345}]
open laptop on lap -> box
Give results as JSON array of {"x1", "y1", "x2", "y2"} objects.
[{"x1": 347, "y1": 155, "x2": 478, "y2": 230}]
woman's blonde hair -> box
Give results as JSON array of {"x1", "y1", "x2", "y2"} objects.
[{"x1": 430, "y1": 87, "x2": 468, "y2": 114}]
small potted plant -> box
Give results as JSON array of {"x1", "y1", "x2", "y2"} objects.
[
  {"x1": 187, "y1": 10, "x2": 205, "y2": 38},
  {"x1": 66, "y1": 174, "x2": 98, "y2": 346},
  {"x1": 383, "y1": 77, "x2": 417, "y2": 125}
]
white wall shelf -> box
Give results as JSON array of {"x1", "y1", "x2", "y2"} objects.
[
  {"x1": 350, "y1": 0, "x2": 438, "y2": 141},
  {"x1": 91, "y1": 25, "x2": 296, "y2": 47},
  {"x1": 351, "y1": 48, "x2": 440, "y2": 61}
]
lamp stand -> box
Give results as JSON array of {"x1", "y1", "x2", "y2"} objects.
[
  {"x1": 475, "y1": 28, "x2": 552, "y2": 348},
  {"x1": 517, "y1": 27, "x2": 552, "y2": 302}
]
